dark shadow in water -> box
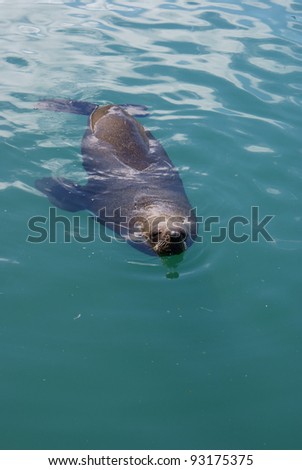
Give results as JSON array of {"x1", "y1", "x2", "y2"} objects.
[{"x1": 161, "y1": 253, "x2": 185, "y2": 279}]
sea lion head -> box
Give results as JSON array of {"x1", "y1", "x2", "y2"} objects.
[
  {"x1": 129, "y1": 202, "x2": 196, "y2": 257},
  {"x1": 146, "y1": 218, "x2": 189, "y2": 257}
]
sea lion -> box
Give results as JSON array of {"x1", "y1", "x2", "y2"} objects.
[{"x1": 35, "y1": 99, "x2": 197, "y2": 256}]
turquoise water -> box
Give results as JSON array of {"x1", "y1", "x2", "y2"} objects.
[{"x1": 1, "y1": 0, "x2": 302, "y2": 450}]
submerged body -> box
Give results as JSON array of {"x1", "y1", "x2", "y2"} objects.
[{"x1": 36, "y1": 100, "x2": 197, "y2": 256}]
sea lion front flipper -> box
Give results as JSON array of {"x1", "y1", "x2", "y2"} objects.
[{"x1": 35, "y1": 177, "x2": 88, "y2": 212}]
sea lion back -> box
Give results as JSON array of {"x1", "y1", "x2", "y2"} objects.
[{"x1": 89, "y1": 105, "x2": 151, "y2": 171}]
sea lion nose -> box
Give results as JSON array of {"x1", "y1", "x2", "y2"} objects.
[{"x1": 160, "y1": 229, "x2": 187, "y2": 256}]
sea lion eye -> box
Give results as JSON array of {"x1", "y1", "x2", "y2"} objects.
[
  {"x1": 169, "y1": 228, "x2": 186, "y2": 243},
  {"x1": 150, "y1": 230, "x2": 160, "y2": 243}
]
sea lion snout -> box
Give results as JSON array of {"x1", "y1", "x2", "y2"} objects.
[{"x1": 148, "y1": 223, "x2": 188, "y2": 257}]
